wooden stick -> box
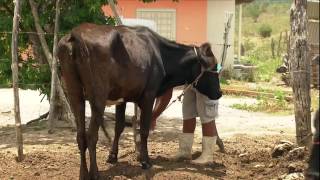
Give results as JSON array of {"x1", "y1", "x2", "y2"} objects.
[
  {"x1": 11, "y1": 0, "x2": 24, "y2": 162},
  {"x1": 48, "y1": 0, "x2": 61, "y2": 134}
]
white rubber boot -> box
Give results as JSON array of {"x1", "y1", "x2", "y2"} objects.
[
  {"x1": 172, "y1": 133, "x2": 194, "y2": 161},
  {"x1": 191, "y1": 136, "x2": 216, "y2": 165}
]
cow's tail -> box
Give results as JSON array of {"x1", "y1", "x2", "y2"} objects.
[
  {"x1": 57, "y1": 34, "x2": 86, "y2": 132},
  {"x1": 69, "y1": 31, "x2": 113, "y2": 143},
  {"x1": 100, "y1": 121, "x2": 112, "y2": 143}
]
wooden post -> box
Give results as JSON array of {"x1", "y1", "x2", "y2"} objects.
[
  {"x1": 220, "y1": 13, "x2": 233, "y2": 69},
  {"x1": 271, "y1": 38, "x2": 275, "y2": 58},
  {"x1": 289, "y1": 0, "x2": 312, "y2": 146},
  {"x1": 11, "y1": 0, "x2": 24, "y2": 162},
  {"x1": 48, "y1": 0, "x2": 61, "y2": 133},
  {"x1": 277, "y1": 32, "x2": 283, "y2": 57},
  {"x1": 107, "y1": 0, "x2": 123, "y2": 25},
  {"x1": 238, "y1": 4, "x2": 243, "y2": 61}
]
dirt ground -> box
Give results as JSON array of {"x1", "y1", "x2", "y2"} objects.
[
  {"x1": 0, "y1": 122, "x2": 308, "y2": 180},
  {"x1": 0, "y1": 89, "x2": 312, "y2": 179}
]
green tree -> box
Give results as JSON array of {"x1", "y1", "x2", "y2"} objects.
[
  {"x1": 0, "y1": 0, "x2": 112, "y2": 126},
  {"x1": 0, "y1": 0, "x2": 178, "y2": 126},
  {"x1": 244, "y1": 1, "x2": 268, "y2": 22}
]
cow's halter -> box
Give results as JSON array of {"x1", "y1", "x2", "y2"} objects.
[
  {"x1": 193, "y1": 46, "x2": 198, "y2": 57},
  {"x1": 162, "y1": 47, "x2": 220, "y2": 111}
]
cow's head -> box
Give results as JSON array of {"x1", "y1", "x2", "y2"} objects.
[
  {"x1": 198, "y1": 43, "x2": 218, "y2": 70},
  {"x1": 192, "y1": 43, "x2": 222, "y2": 100}
]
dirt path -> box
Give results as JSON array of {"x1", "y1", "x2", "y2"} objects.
[
  {"x1": 0, "y1": 88, "x2": 296, "y2": 136},
  {"x1": 0, "y1": 89, "x2": 307, "y2": 179}
]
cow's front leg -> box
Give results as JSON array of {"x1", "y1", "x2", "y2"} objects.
[
  {"x1": 107, "y1": 103, "x2": 126, "y2": 164},
  {"x1": 87, "y1": 101, "x2": 105, "y2": 180},
  {"x1": 139, "y1": 97, "x2": 155, "y2": 169}
]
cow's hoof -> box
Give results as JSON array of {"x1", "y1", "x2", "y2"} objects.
[
  {"x1": 89, "y1": 174, "x2": 100, "y2": 180},
  {"x1": 106, "y1": 153, "x2": 118, "y2": 164},
  {"x1": 79, "y1": 174, "x2": 89, "y2": 180},
  {"x1": 141, "y1": 161, "x2": 152, "y2": 169},
  {"x1": 79, "y1": 169, "x2": 89, "y2": 180}
]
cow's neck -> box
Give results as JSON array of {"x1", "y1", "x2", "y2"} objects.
[
  {"x1": 159, "y1": 39, "x2": 199, "y2": 73},
  {"x1": 156, "y1": 40, "x2": 201, "y2": 96}
]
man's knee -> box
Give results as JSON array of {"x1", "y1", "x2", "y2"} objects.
[{"x1": 200, "y1": 118, "x2": 215, "y2": 124}]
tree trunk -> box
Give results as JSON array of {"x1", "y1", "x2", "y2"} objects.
[
  {"x1": 11, "y1": 0, "x2": 24, "y2": 162},
  {"x1": 107, "y1": 0, "x2": 123, "y2": 25},
  {"x1": 289, "y1": 0, "x2": 312, "y2": 146},
  {"x1": 29, "y1": 0, "x2": 75, "y2": 129},
  {"x1": 28, "y1": 34, "x2": 47, "y2": 64},
  {"x1": 48, "y1": 0, "x2": 61, "y2": 134}
]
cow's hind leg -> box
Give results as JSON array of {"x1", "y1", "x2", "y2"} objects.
[
  {"x1": 76, "y1": 103, "x2": 88, "y2": 180},
  {"x1": 68, "y1": 97, "x2": 88, "y2": 178},
  {"x1": 69, "y1": 96, "x2": 87, "y2": 179},
  {"x1": 107, "y1": 103, "x2": 126, "y2": 164},
  {"x1": 61, "y1": 73, "x2": 88, "y2": 179},
  {"x1": 87, "y1": 101, "x2": 105, "y2": 179}
]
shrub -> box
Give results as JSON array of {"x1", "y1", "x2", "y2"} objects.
[
  {"x1": 244, "y1": 2, "x2": 269, "y2": 22},
  {"x1": 258, "y1": 24, "x2": 272, "y2": 38}
]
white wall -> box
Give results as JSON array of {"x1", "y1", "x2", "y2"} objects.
[{"x1": 207, "y1": 0, "x2": 235, "y2": 72}]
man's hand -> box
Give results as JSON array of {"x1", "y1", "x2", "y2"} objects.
[{"x1": 150, "y1": 88, "x2": 173, "y2": 130}]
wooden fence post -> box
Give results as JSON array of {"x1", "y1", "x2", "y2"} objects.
[
  {"x1": 271, "y1": 38, "x2": 275, "y2": 58},
  {"x1": 277, "y1": 31, "x2": 283, "y2": 57},
  {"x1": 289, "y1": 0, "x2": 312, "y2": 146},
  {"x1": 11, "y1": 0, "x2": 24, "y2": 162},
  {"x1": 48, "y1": 0, "x2": 61, "y2": 134}
]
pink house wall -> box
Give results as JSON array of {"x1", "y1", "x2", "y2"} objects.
[{"x1": 102, "y1": 0, "x2": 207, "y2": 45}]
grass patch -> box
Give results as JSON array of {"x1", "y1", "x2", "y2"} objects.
[{"x1": 231, "y1": 96, "x2": 293, "y2": 114}]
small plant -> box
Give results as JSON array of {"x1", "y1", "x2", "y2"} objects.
[
  {"x1": 258, "y1": 24, "x2": 272, "y2": 38},
  {"x1": 243, "y1": 38, "x2": 255, "y2": 52},
  {"x1": 231, "y1": 90, "x2": 292, "y2": 114}
]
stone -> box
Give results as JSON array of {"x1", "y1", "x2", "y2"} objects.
[
  {"x1": 271, "y1": 141, "x2": 294, "y2": 158},
  {"x1": 287, "y1": 147, "x2": 306, "y2": 160},
  {"x1": 287, "y1": 163, "x2": 304, "y2": 173},
  {"x1": 279, "y1": 173, "x2": 304, "y2": 180}
]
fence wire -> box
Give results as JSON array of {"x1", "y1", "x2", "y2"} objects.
[{"x1": 0, "y1": 31, "x2": 67, "y2": 36}]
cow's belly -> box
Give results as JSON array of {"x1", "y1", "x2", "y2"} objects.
[{"x1": 105, "y1": 98, "x2": 124, "y2": 106}]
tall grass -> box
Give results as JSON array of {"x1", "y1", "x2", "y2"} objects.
[{"x1": 234, "y1": 1, "x2": 291, "y2": 82}]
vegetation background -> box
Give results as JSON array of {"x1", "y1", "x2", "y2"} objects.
[{"x1": 0, "y1": 0, "x2": 318, "y2": 114}]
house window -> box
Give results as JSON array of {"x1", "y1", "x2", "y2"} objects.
[{"x1": 136, "y1": 9, "x2": 176, "y2": 40}]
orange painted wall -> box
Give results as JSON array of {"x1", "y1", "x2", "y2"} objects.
[{"x1": 102, "y1": 0, "x2": 207, "y2": 45}]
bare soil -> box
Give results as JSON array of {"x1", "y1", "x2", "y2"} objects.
[
  {"x1": 0, "y1": 89, "x2": 310, "y2": 179},
  {"x1": 0, "y1": 120, "x2": 308, "y2": 180}
]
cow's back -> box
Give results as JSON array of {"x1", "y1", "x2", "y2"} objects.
[{"x1": 69, "y1": 23, "x2": 162, "y2": 102}]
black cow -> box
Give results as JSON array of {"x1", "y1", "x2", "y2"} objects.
[{"x1": 58, "y1": 23, "x2": 221, "y2": 179}]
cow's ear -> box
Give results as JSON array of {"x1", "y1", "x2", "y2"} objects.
[
  {"x1": 200, "y1": 43, "x2": 214, "y2": 57},
  {"x1": 199, "y1": 43, "x2": 217, "y2": 68}
]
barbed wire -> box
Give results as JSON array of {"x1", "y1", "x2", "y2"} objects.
[
  {"x1": 0, "y1": 31, "x2": 67, "y2": 36},
  {"x1": 0, "y1": 31, "x2": 232, "y2": 46},
  {"x1": 0, "y1": 58, "x2": 51, "y2": 67},
  {"x1": 0, "y1": 83, "x2": 50, "y2": 87}
]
